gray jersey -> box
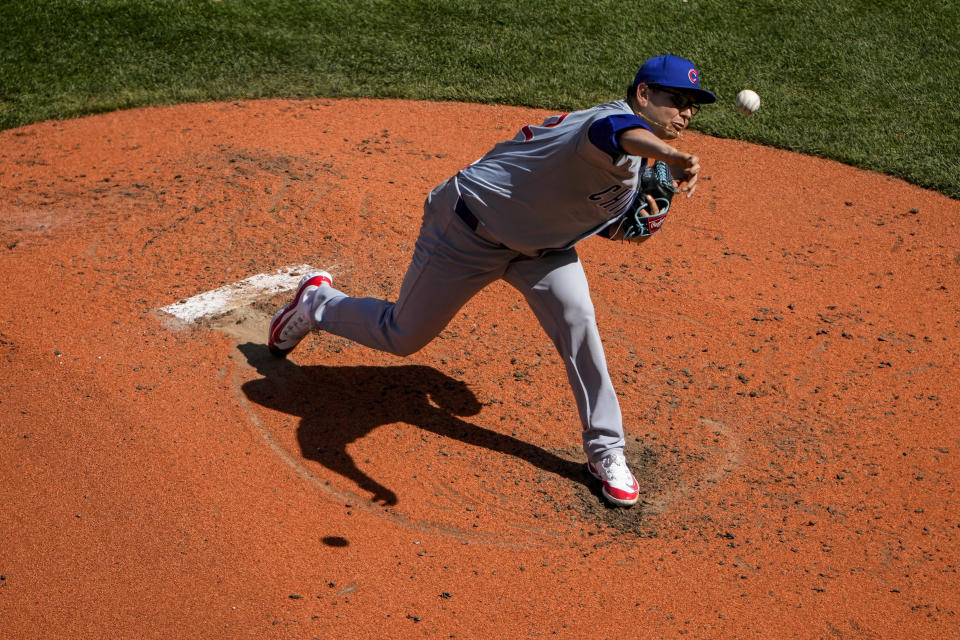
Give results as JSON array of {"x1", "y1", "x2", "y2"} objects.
[{"x1": 455, "y1": 99, "x2": 652, "y2": 255}]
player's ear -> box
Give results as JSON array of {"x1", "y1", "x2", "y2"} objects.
[{"x1": 634, "y1": 82, "x2": 650, "y2": 106}]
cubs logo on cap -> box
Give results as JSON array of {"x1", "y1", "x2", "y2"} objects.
[{"x1": 633, "y1": 54, "x2": 717, "y2": 104}]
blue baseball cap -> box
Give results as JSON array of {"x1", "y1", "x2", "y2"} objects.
[{"x1": 633, "y1": 55, "x2": 717, "y2": 104}]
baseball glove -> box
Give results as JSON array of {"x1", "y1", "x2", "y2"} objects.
[{"x1": 619, "y1": 160, "x2": 678, "y2": 240}]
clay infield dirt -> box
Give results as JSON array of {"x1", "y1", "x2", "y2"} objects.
[{"x1": 0, "y1": 98, "x2": 958, "y2": 638}]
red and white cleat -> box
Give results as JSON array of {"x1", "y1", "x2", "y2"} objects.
[
  {"x1": 267, "y1": 271, "x2": 332, "y2": 357},
  {"x1": 587, "y1": 452, "x2": 640, "y2": 507}
]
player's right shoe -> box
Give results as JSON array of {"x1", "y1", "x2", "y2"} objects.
[
  {"x1": 587, "y1": 452, "x2": 640, "y2": 507},
  {"x1": 267, "y1": 271, "x2": 333, "y2": 358}
]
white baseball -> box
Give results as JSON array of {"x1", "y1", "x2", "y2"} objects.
[{"x1": 736, "y1": 89, "x2": 761, "y2": 115}]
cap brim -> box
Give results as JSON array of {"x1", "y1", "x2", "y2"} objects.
[
  {"x1": 687, "y1": 88, "x2": 717, "y2": 104},
  {"x1": 642, "y1": 81, "x2": 718, "y2": 105}
]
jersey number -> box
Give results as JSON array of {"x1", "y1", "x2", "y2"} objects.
[{"x1": 521, "y1": 113, "x2": 568, "y2": 141}]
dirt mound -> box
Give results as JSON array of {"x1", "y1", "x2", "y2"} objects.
[{"x1": 1, "y1": 98, "x2": 957, "y2": 638}]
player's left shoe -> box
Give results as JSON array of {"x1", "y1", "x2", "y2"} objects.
[
  {"x1": 268, "y1": 271, "x2": 332, "y2": 357},
  {"x1": 588, "y1": 452, "x2": 640, "y2": 507}
]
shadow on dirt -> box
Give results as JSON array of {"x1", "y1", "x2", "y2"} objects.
[{"x1": 236, "y1": 342, "x2": 594, "y2": 507}]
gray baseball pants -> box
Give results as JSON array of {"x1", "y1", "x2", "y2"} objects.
[{"x1": 309, "y1": 178, "x2": 625, "y2": 462}]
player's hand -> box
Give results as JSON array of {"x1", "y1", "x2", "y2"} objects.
[
  {"x1": 617, "y1": 128, "x2": 702, "y2": 196},
  {"x1": 668, "y1": 152, "x2": 700, "y2": 197},
  {"x1": 615, "y1": 194, "x2": 659, "y2": 244},
  {"x1": 644, "y1": 193, "x2": 661, "y2": 216}
]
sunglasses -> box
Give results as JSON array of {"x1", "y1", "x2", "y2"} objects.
[{"x1": 650, "y1": 85, "x2": 701, "y2": 115}]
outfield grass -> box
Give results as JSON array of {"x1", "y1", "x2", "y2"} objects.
[{"x1": 1, "y1": 0, "x2": 957, "y2": 197}]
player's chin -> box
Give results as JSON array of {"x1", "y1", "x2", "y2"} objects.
[
  {"x1": 653, "y1": 125, "x2": 677, "y2": 141},
  {"x1": 660, "y1": 123, "x2": 684, "y2": 139}
]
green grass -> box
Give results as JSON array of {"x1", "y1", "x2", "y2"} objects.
[{"x1": 1, "y1": 0, "x2": 958, "y2": 197}]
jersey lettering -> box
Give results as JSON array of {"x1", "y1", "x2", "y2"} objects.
[
  {"x1": 589, "y1": 185, "x2": 621, "y2": 201},
  {"x1": 589, "y1": 184, "x2": 637, "y2": 216}
]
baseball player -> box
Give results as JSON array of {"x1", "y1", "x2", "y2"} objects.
[{"x1": 269, "y1": 54, "x2": 716, "y2": 507}]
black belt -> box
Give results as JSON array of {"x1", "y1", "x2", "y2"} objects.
[
  {"x1": 455, "y1": 196, "x2": 481, "y2": 232},
  {"x1": 454, "y1": 196, "x2": 521, "y2": 255}
]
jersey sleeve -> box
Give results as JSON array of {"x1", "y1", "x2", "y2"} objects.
[{"x1": 586, "y1": 114, "x2": 652, "y2": 162}]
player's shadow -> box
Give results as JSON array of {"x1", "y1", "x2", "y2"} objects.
[{"x1": 237, "y1": 342, "x2": 589, "y2": 506}]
